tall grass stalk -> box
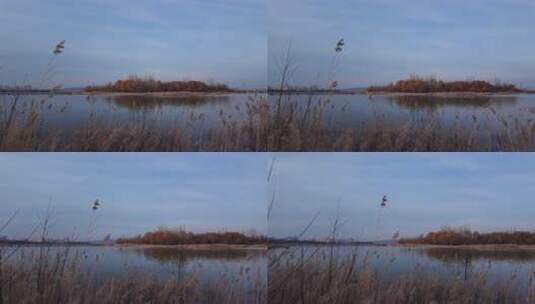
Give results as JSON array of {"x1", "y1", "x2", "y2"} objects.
[
  {"x1": 1, "y1": 95, "x2": 533, "y2": 151},
  {"x1": 0, "y1": 247, "x2": 265, "y2": 304},
  {"x1": 0, "y1": 208, "x2": 266, "y2": 303},
  {"x1": 268, "y1": 245, "x2": 535, "y2": 304}
]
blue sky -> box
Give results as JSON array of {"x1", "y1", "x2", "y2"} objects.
[
  {"x1": 2, "y1": 153, "x2": 535, "y2": 242},
  {"x1": 0, "y1": 0, "x2": 266, "y2": 88},
  {"x1": 269, "y1": 0, "x2": 535, "y2": 88},
  {"x1": 3, "y1": 1, "x2": 534, "y2": 90},
  {"x1": 269, "y1": 153, "x2": 535, "y2": 241},
  {"x1": 0, "y1": 153, "x2": 267, "y2": 241}
]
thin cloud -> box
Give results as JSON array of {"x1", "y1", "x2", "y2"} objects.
[
  {"x1": 269, "y1": 0, "x2": 535, "y2": 88},
  {"x1": 0, "y1": 153, "x2": 267, "y2": 240},
  {"x1": 0, "y1": 0, "x2": 266, "y2": 88},
  {"x1": 269, "y1": 154, "x2": 535, "y2": 240}
]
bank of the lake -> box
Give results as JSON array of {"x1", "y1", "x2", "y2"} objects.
[
  {"x1": 397, "y1": 243, "x2": 535, "y2": 252},
  {"x1": 82, "y1": 91, "x2": 251, "y2": 97},
  {"x1": 364, "y1": 91, "x2": 535, "y2": 98},
  {"x1": 116, "y1": 243, "x2": 267, "y2": 251}
]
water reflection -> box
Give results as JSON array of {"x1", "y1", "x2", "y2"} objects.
[
  {"x1": 5, "y1": 245, "x2": 267, "y2": 286},
  {"x1": 385, "y1": 95, "x2": 518, "y2": 110},
  {"x1": 417, "y1": 247, "x2": 535, "y2": 264},
  {"x1": 273, "y1": 244, "x2": 535, "y2": 287},
  {"x1": 3, "y1": 93, "x2": 534, "y2": 146},
  {"x1": 130, "y1": 246, "x2": 259, "y2": 265},
  {"x1": 103, "y1": 94, "x2": 231, "y2": 110}
]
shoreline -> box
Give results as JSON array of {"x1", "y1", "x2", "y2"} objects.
[
  {"x1": 83, "y1": 91, "x2": 248, "y2": 97},
  {"x1": 116, "y1": 243, "x2": 267, "y2": 251},
  {"x1": 397, "y1": 243, "x2": 535, "y2": 252},
  {"x1": 0, "y1": 91, "x2": 258, "y2": 97},
  {"x1": 363, "y1": 91, "x2": 533, "y2": 97},
  {"x1": 269, "y1": 242, "x2": 535, "y2": 253},
  {"x1": 1, "y1": 242, "x2": 267, "y2": 250},
  {"x1": 2, "y1": 91, "x2": 531, "y2": 97},
  {"x1": 267, "y1": 91, "x2": 533, "y2": 97}
]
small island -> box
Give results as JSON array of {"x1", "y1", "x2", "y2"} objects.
[
  {"x1": 399, "y1": 227, "x2": 535, "y2": 251},
  {"x1": 85, "y1": 76, "x2": 235, "y2": 94},
  {"x1": 366, "y1": 76, "x2": 526, "y2": 94},
  {"x1": 116, "y1": 227, "x2": 267, "y2": 250}
]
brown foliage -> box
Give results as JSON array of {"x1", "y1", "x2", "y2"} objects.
[
  {"x1": 117, "y1": 227, "x2": 267, "y2": 245},
  {"x1": 367, "y1": 75, "x2": 523, "y2": 93},
  {"x1": 400, "y1": 227, "x2": 535, "y2": 245},
  {"x1": 86, "y1": 76, "x2": 231, "y2": 93}
]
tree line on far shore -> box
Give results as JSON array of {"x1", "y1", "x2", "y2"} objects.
[
  {"x1": 400, "y1": 226, "x2": 535, "y2": 245},
  {"x1": 117, "y1": 227, "x2": 266, "y2": 245},
  {"x1": 367, "y1": 75, "x2": 523, "y2": 93},
  {"x1": 86, "y1": 75, "x2": 232, "y2": 93}
]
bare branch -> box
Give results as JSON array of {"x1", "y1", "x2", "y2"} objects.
[
  {"x1": 267, "y1": 191, "x2": 276, "y2": 221},
  {"x1": 267, "y1": 156, "x2": 277, "y2": 183},
  {"x1": 296, "y1": 211, "x2": 321, "y2": 240},
  {"x1": 0, "y1": 209, "x2": 19, "y2": 234}
]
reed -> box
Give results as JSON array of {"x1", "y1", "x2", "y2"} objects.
[
  {"x1": 0, "y1": 94, "x2": 534, "y2": 151},
  {"x1": 0, "y1": 209, "x2": 266, "y2": 304},
  {"x1": 0, "y1": 246, "x2": 265, "y2": 304},
  {"x1": 268, "y1": 246, "x2": 535, "y2": 304}
]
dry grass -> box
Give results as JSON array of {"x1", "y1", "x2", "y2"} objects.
[
  {"x1": 268, "y1": 246, "x2": 535, "y2": 304},
  {"x1": 0, "y1": 93, "x2": 534, "y2": 151},
  {"x1": 0, "y1": 245, "x2": 266, "y2": 304}
]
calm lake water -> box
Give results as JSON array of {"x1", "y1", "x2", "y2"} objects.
[
  {"x1": 274, "y1": 93, "x2": 535, "y2": 132},
  {"x1": 0, "y1": 93, "x2": 256, "y2": 132},
  {"x1": 2, "y1": 92, "x2": 534, "y2": 135},
  {"x1": 272, "y1": 245, "x2": 535, "y2": 289},
  {"x1": 5, "y1": 245, "x2": 266, "y2": 288}
]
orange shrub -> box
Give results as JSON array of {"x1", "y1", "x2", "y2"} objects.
[
  {"x1": 117, "y1": 227, "x2": 266, "y2": 245},
  {"x1": 400, "y1": 227, "x2": 535, "y2": 245},
  {"x1": 86, "y1": 76, "x2": 231, "y2": 93},
  {"x1": 367, "y1": 75, "x2": 522, "y2": 93}
]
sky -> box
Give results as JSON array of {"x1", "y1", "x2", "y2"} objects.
[
  {"x1": 2, "y1": 153, "x2": 535, "y2": 242},
  {"x1": 269, "y1": 153, "x2": 535, "y2": 241},
  {"x1": 3, "y1": 1, "x2": 534, "y2": 90},
  {"x1": 0, "y1": 0, "x2": 266, "y2": 89},
  {"x1": 0, "y1": 153, "x2": 267, "y2": 241},
  {"x1": 269, "y1": 0, "x2": 535, "y2": 89}
]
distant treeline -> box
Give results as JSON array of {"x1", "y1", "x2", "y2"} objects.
[
  {"x1": 267, "y1": 84, "x2": 363, "y2": 95},
  {"x1": 0, "y1": 84, "x2": 60, "y2": 94},
  {"x1": 85, "y1": 76, "x2": 232, "y2": 93},
  {"x1": 268, "y1": 238, "x2": 373, "y2": 246},
  {"x1": 0, "y1": 239, "x2": 103, "y2": 246},
  {"x1": 117, "y1": 227, "x2": 266, "y2": 245},
  {"x1": 367, "y1": 75, "x2": 523, "y2": 93},
  {"x1": 0, "y1": 85, "x2": 34, "y2": 91},
  {"x1": 400, "y1": 227, "x2": 535, "y2": 245}
]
